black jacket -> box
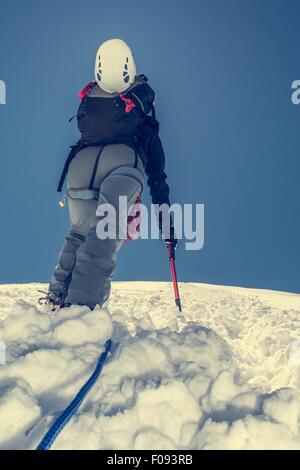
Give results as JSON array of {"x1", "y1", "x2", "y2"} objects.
[{"x1": 138, "y1": 111, "x2": 170, "y2": 207}]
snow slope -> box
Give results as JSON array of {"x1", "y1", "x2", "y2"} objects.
[{"x1": 0, "y1": 281, "x2": 300, "y2": 450}]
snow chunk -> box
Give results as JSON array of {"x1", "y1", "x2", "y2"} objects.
[
  {"x1": 0, "y1": 282, "x2": 300, "y2": 450},
  {"x1": 0, "y1": 380, "x2": 41, "y2": 449},
  {"x1": 263, "y1": 388, "x2": 300, "y2": 435}
]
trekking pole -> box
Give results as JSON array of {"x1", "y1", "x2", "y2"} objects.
[{"x1": 167, "y1": 243, "x2": 182, "y2": 312}]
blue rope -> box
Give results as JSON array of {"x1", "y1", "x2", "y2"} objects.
[{"x1": 36, "y1": 339, "x2": 112, "y2": 450}]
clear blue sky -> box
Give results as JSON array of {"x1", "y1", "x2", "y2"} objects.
[{"x1": 0, "y1": 0, "x2": 299, "y2": 293}]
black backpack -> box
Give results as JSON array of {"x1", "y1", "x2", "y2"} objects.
[
  {"x1": 77, "y1": 75, "x2": 155, "y2": 145},
  {"x1": 58, "y1": 74, "x2": 158, "y2": 192}
]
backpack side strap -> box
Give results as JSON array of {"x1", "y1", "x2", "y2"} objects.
[{"x1": 57, "y1": 141, "x2": 84, "y2": 192}]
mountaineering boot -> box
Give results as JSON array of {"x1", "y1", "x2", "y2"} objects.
[
  {"x1": 60, "y1": 302, "x2": 94, "y2": 311},
  {"x1": 38, "y1": 291, "x2": 64, "y2": 311}
]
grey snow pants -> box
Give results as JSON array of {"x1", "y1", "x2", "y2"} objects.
[{"x1": 49, "y1": 144, "x2": 145, "y2": 309}]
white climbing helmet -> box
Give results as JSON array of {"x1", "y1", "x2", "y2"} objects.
[{"x1": 94, "y1": 38, "x2": 137, "y2": 93}]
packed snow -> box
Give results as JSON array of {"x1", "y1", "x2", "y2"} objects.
[{"x1": 0, "y1": 281, "x2": 300, "y2": 450}]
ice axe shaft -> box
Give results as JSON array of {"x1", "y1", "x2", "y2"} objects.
[{"x1": 168, "y1": 244, "x2": 182, "y2": 312}]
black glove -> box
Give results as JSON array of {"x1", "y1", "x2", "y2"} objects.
[{"x1": 164, "y1": 226, "x2": 177, "y2": 253}]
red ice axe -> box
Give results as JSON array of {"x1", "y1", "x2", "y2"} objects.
[{"x1": 167, "y1": 243, "x2": 182, "y2": 312}]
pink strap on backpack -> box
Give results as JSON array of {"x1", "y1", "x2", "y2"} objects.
[
  {"x1": 118, "y1": 92, "x2": 136, "y2": 113},
  {"x1": 79, "y1": 81, "x2": 95, "y2": 100}
]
